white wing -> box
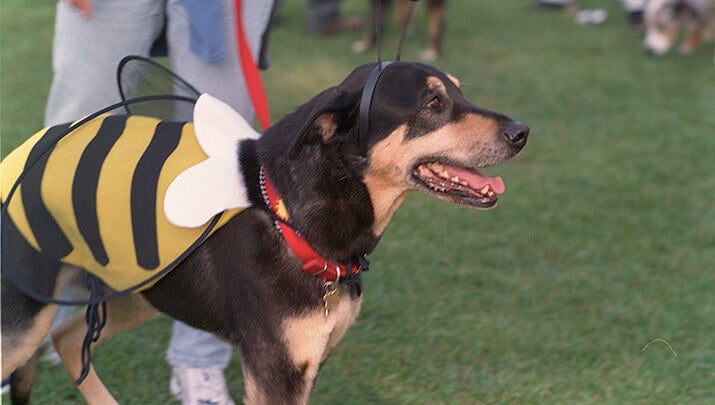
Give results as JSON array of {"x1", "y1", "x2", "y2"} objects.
[{"x1": 164, "y1": 94, "x2": 261, "y2": 228}]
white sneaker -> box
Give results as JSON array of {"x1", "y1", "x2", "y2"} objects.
[
  {"x1": 170, "y1": 366, "x2": 235, "y2": 405},
  {"x1": 39, "y1": 345, "x2": 62, "y2": 365}
]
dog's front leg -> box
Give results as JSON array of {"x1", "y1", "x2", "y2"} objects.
[
  {"x1": 238, "y1": 309, "x2": 329, "y2": 405},
  {"x1": 239, "y1": 293, "x2": 362, "y2": 404},
  {"x1": 52, "y1": 294, "x2": 158, "y2": 404}
]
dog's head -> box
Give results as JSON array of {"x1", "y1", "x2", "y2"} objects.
[
  {"x1": 643, "y1": 0, "x2": 699, "y2": 55},
  {"x1": 263, "y1": 62, "x2": 528, "y2": 240}
]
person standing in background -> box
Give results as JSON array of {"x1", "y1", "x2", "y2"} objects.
[{"x1": 43, "y1": 1, "x2": 275, "y2": 404}]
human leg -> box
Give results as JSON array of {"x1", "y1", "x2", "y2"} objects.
[
  {"x1": 306, "y1": 0, "x2": 363, "y2": 35},
  {"x1": 167, "y1": 321, "x2": 234, "y2": 404},
  {"x1": 162, "y1": 1, "x2": 274, "y2": 403},
  {"x1": 162, "y1": 0, "x2": 276, "y2": 372},
  {"x1": 162, "y1": 0, "x2": 276, "y2": 370},
  {"x1": 165, "y1": 0, "x2": 274, "y2": 120},
  {"x1": 44, "y1": 0, "x2": 165, "y2": 126}
]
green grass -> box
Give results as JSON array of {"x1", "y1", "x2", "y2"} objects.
[{"x1": 2, "y1": 0, "x2": 715, "y2": 403}]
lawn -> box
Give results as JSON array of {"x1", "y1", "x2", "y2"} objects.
[{"x1": 2, "y1": 0, "x2": 714, "y2": 403}]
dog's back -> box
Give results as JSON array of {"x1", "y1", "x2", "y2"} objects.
[{"x1": 1, "y1": 115, "x2": 243, "y2": 292}]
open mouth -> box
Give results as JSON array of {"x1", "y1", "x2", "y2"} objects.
[{"x1": 412, "y1": 161, "x2": 505, "y2": 208}]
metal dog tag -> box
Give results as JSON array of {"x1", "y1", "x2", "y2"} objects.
[{"x1": 323, "y1": 286, "x2": 340, "y2": 317}]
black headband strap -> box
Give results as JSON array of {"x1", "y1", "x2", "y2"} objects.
[
  {"x1": 358, "y1": 61, "x2": 392, "y2": 155},
  {"x1": 357, "y1": 0, "x2": 418, "y2": 155},
  {"x1": 374, "y1": 0, "x2": 383, "y2": 65}
]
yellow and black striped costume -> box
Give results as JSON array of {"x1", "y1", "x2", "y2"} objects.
[{"x1": 1, "y1": 113, "x2": 244, "y2": 291}]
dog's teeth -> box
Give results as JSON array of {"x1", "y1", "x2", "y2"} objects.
[
  {"x1": 451, "y1": 176, "x2": 461, "y2": 183},
  {"x1": 480, "y1": 185, "x2": 491, "y2": 194},
  {"x1": 459, "y1": 180, "x2": 468, "y2": 186},
  {"x1": 487, "y1": 191, "x2": 495, "y2": 197},
  {"x1": 431, "y1": 163, "x2": 444, "y2": 172}
]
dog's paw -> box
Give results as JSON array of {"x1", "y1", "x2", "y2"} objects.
[{"x1": 164, "y1": 94, "x2": 260, "y2": 228}]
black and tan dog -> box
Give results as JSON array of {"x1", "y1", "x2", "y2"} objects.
[
  {"x1": 353, "y1": 0, "x2": 446, "y2": 61},
  {"x1": 1, "y1": 61, "x2": 528, "y2": 404}
]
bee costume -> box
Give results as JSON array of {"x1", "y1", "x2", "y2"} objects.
[{"x1": 1, "y1": 93, "x2": 260, "y2": 292}]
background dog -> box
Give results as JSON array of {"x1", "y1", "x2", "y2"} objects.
[
  {"x1": 353, "y1": 0, "x2": 446, "y2": 61},
  {"x1": 643, "y1": 0, "x2": 715, "y2": 56}
]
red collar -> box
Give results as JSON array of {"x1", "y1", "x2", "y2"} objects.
[{"x1": 259, "y1": 168, "x2": 361, "y2": 282}]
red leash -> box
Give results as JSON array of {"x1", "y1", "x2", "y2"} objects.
[{"x1": 234, "y1": 0, "x2": 271, "y2": 131}]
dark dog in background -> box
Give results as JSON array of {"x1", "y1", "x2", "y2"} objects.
[
  {"x1": 1, "y1": 61, "x2": 528, "y2": 404},
  {"x1": 643, "y1": 0, "x2": 715, "y2": 56},
  {"x1": 353, "y1": 0, "x2": 446, "y2": 61}
]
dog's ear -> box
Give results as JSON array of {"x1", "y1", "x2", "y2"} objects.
[{"x1": 288, "y1": 89, "x2": 361, "y2": 159}]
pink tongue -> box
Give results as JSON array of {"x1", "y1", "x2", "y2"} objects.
[{"x1": 446, "y1": 166, "x2": 505, "y2": 195}]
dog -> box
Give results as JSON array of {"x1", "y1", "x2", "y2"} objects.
[
  {"x1": 1, "y1": 61, "x2": 528, "y2": 404},
  {"x1": 353, "y1": 0, "x2": 446, "y2": 61},
  {"x1": 643, "y1": 0, "x2": 715, "y2": 56}
]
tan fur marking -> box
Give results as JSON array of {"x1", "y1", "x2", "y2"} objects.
[
  {"x1": 446, "y1": 73, "x2": 461, "y2": 89},
  {"x1": 278, "y1": 292, "x2": 363, "y2": 404},
  {"x1": 364, "y1": 113, "x2": 504, "y2": 236},
  {"x1": 241, "y1": 362, "x2": 264, "y2": 405},
  {"x1": 426, "y1": 76, "x2": 447, "y2": 93},
  {"x1": 322, "y1": 293, "x2": 363, "y2": 360},
  {"x1": 363, "y1": 126, "x2": 413, "y2": 236},
  {"x1": 52, "y1": 291, "x2": 158, "y2": 404},
  {"x1": 1, "y1": 305, "x2": 57, "y2": 378},
  {"x1": 1, "y1": 266, "x2": 79, "y2": 378},
  {"x1": 315, "y1": 113, "x2": 338, "y2": 143}
]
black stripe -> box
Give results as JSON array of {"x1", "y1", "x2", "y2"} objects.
[
  {"x1": 131, "y1": 121, "x2": 184, "y2": 270},
  {"x1": 21, "y1": 123, "x2": 74, "y2": 260},
  {"x1": 72, "y1": 115, "x2": 128, "y2": 265}
]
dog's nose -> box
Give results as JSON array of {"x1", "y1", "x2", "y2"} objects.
[{"x1": 502, "y1": 121, "x2": 529, "y2": 147}]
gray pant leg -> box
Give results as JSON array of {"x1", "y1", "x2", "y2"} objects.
[
  {"x1": 165, "y1": 0, "x2": 275, "y2": 369},
  {"x1": 167, "y1": 0, "x2": 274, "y2": 121},
  {"x1": 167, "y1": 321, "x2": 233, "y2": 369},
  {"x1": 44, "y1": 0, "x2": 165, "y2": 126}
]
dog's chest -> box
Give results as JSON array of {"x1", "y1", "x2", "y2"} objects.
[{"x1": 281, "y1": 291, "x2": 363, "y2": 368}]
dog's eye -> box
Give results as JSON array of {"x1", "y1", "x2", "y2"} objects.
[{"x1": 426, "y1": 96, "x2": 441, "y2": 110}]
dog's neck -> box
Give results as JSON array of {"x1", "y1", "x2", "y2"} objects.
[
  {"x1": 259, "y1": 167, "x2": 364, "y2": 280},
  {"x1": 256, "y1": 143, "x2": 381, "y2": 261},
  {"x1": 361, "y1": 174, "x2": 413, "y2": 236}
]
